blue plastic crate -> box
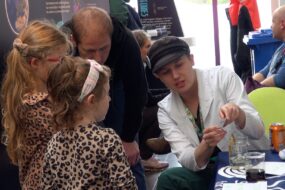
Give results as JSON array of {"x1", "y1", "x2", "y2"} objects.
[{"x1": 243, "y1": 29, "x2": 282, "y2": 73}]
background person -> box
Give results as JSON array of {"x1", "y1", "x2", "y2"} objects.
[
  {"x1": 252, "y1": 5, "x2": 285, "y2": 89},
  {"x1": 109, "y1": 0, "x2": 142, "y2": 30},
  {"x1": 69, "y1": 7, "x2": 147, "y2": 189},
  {"x1": 132, "y1": 29, "x2": 169, "y2": 172},
  {"x1": 1, "y1": 20, "x2": 71, "y2": 190},
  {"x1": 148, "y1": 36, "x2": 269, "y2": 190},
  {"x1": 109, "y1": 0, "x2": 129, "y2": 26},
  {"x1": 43, "y1": 57, "x2": 137, "y2": 189}
]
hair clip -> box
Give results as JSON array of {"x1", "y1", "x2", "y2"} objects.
[
  {"x1": 77, "y1": 59, "x2": 103, "y2": 102},
  {"x1": 88, "y1": 59, "x2": 103, "y2": 72},
  {"x1": 13, "y1": 38, "x2": 29, "y2": 57}
]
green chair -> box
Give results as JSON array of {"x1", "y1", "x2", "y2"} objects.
[{"x1": 248, "y1": 87, "x2": 285, "y2": 137}]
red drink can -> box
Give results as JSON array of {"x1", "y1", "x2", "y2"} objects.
[{"x1": 270, "y1": 123, "x2": 285, "y2": 152}]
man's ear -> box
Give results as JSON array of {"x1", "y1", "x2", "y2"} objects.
[
  {"x1": 280, "y1": 19, "x2": 284, "y2": 29},
  {"x1": 70, "y1": 34, "x2": 77, "y2": 48}
]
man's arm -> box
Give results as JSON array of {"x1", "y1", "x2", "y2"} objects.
[
  {"x1": 120, "y1": 30, "x2": 147, "y2": 165},
  {"x1": 120, "y1": 29, "x2": 148, "y2": 142},
  {"x1": 259, "y1": 76, "x2": 275, "y2": 86},
  {"x1": 271, "y1": 60, "x2": 285, "y2": 88},
  {"x1": 252, "y1": 72, "x2": 265, "y2": 82},
  {"x1": 252, "y1": 60, "x2": 270, "y2": 82}
]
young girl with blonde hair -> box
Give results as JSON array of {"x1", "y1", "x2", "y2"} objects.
[
  {"x1": 43, "y1": 56, "x2": 137, "y2": 189},
  {"x1": 1, "y1": 20, "x2": 71, "y2": 189}
]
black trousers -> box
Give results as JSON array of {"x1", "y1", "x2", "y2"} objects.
[
  {"x1": 139, "y1": 106, "x2": 161, "y2": 160},
  {"x1": 0, "y1": 143, "x2": 21, "y2": 190}
]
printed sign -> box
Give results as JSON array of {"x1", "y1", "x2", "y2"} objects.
[{"x1": 138, "y1": 0, "x2": 183, "y2": 37}]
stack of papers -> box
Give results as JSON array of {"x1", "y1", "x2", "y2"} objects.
[
  {"x1": 222, "y1": 181, "x2": 267, "y2": 190},
  {"x1": 265, "y1": 162, "x2": 285, "y2": 176}
]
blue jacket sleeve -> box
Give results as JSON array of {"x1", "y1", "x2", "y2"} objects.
[
  {"x1": 274, "y1": 61, "x2": 285, "y2": 88},
  {"x1": 258, "y1": 60, "x2": 270, "y2": 77}
]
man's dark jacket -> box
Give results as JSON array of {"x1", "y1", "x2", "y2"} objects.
[{"x1": 103, "y1": 18, "x2": 147, "y2": 142}]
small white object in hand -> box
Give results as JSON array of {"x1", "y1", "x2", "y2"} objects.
[{"x1": 279, "y1": 149, "x2": 285, "y2": 160}]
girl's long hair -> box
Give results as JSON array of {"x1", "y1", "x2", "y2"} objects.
[{"x1": 1, "y1": 20, "x2": 71, "y2": 164}]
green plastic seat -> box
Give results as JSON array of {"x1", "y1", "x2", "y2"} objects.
[{"x1": 248, "y1": 87, "x2": 285, "y2": 137}]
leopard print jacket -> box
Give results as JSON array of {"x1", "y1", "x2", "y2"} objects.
[
  {"x1": 18, "y1": 92, "x2": 55, "y2": 190},
  {"x1": 42, "y1": 122, "x2": 137, "y2": 190}
]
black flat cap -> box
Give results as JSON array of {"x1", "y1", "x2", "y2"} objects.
[{"x1": 149, "y1": 36, "x2": 190, "y2": 73}]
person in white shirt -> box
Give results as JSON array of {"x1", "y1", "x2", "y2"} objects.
[{"x1": 148, "y1": 36, "x2": 269, "y2": 190}]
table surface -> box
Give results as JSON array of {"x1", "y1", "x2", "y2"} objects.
[{"x1": 213, "y1": 151, "x2": 285, "y2": 190}]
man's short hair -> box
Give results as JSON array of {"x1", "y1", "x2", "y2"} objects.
[{"x1": 71, "y1": 7, "x2": 113, "y2": 43}]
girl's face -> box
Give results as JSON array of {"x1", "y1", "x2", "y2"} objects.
[
  {"x1": 141, "y1": 38, "x2": 151, "y2": 62},
  {"x1": 94, "y1": 82, "x2": 110, "y2": 122}
]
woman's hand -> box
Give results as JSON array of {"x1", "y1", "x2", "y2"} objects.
[
  {"x1": 202, "y1": 126, "x2": 226, "y2": 147},
  {"x1": 195, "y1": 126, "x2": 226, "y2": 168},
  {"x1": 219, "y1": 103, "x2": 246, "y2": 129}
]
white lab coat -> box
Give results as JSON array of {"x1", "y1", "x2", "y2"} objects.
[{"x1": 158, "y1": 66, "x2": 270, "y2": 171}]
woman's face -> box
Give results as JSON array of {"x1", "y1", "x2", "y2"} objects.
[
  {"x1": 155, "y1": 54, "x2": 196, "y2": 95},
  {"x1": 94, "y1": 82, "x2": 110, "y2": 122},
  {"x1": 141, "y1": 38, "x2": 151, "y2": 62}
]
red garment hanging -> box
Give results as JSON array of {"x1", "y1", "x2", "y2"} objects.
[
  {"x1": 228, "y1": 0, "x2": 260, "y2": 30},
  {"x1": 228, "y1": 0, "x2": 240, "y2": 26}
]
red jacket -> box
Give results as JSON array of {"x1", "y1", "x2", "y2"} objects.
[{"x1": 229, "y1": 0, "x2": 260, "y2": 30}]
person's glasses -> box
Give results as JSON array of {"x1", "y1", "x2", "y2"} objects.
[
  {"x1": 45, "y1": 55, "x2": 64, "y2": 63},
  {"x1": 45, "y1": 51, "x2": 71, "y2": 63}
]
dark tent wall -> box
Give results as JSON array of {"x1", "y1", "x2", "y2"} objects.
[
  {"x1": 0, "y1": 1, "x2": 109, "y2": 189},
  {"x1": 0, "y1": 0, "x2": 110, "y2": 81}
]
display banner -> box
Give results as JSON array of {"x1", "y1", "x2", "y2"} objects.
[
  {"x1": 0, "y1": 0, "x2": 109, "y2": 80},
  {"x1": 138, "y1": 0, "x2": 183, "y2": 37}
]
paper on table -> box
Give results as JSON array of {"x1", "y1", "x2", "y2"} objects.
[
  {"x1": 265, "y1": 162, "x2": 285, "y2": 175},
  {"x1": 222, "y1": 181, "x2": 267, "y2": 190}
]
